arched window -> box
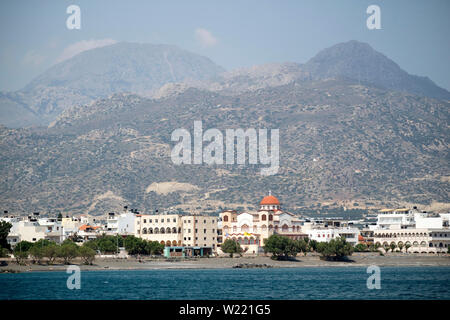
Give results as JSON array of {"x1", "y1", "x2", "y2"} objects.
[
  {"x1": 154, "y1": 227, "x2": 159, "y2": 234},
  {"x1": 172, "y1": 240, "x2": 177, "y2": 246},
  {"x1": 160, "y1": 228, "x2": 165, "y2": 234},
  {"x1": 262, "y1": 214, "x2": 267, "y2": 221},
  {"x1": 268, "y1": 215, "x2": 273, "y2": 221},
  {"x1": 160, "y1": 241, "x2": 165, "y2": 246},
  {"x1": 282, "y1": 224, "x2": 289, "y2": 232},
  {"x1": 166, "y1": 227, "x2": 171, "y2": 234},
  {"x1": 241, "y1": 224, "x2": 249, "y2": 232},
  {"x1": 149, "y1": 228, "x2": 153, "y2": 234},
  {"x1": 142, "y1": 228, "x2": 147, "y2": 234},
  {"x1": 223, "y1": 215, "x2": 228, "y2": 222},
  {"x1": 244, "y1": 238, "x2": 249, "y2": 245},
  {"x1": 172, "y1": 227, "x2": 177, "y2": 234}
]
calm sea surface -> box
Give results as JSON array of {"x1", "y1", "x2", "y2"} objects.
[{"x1": 0, "y1": 266, "x2": 449, "y2": 300}]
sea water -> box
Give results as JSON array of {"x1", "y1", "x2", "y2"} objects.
[{"x1": 0, "y1": 266, "x2": 449, "y2": 300}]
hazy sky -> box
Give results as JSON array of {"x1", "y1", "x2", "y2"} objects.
[{"x1": 0, "y1": 0, "x2": 449, "y2": 91}]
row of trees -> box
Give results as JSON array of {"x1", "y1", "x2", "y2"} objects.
[
  {"x1": 221, "y1": 235, "x2": 354, "y2": 261},
  {"x1": 6, "y1": 235, "x2": 166, "y2": 265},
  {"x1": 13, "y1": 239, "x2": 96, "y2": 265}
]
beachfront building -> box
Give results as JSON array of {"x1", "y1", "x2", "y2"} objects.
[
  {"x1": 134, "y1": 213, "x2": 218, "y2": 256},
  {"x1": 373, "y1": 228, "x2": 450, "y2": 253},
  {"x1": 373, "y1": 209, "x2": 450, "y2": 253},
  {"x1": 218, "y1": 193, "x2": 307, "y2": 255}
]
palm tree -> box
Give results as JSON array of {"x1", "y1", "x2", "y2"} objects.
[
  {"x1": 405, "y1": 243, "x2": 411, "y2": 253},
  {"x1": 390, "y1": 242, "x2": 397, "y2": 253}
]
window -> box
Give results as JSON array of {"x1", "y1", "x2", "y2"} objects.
[
  {"x1": 149, "y1": 219, "x2": 152, "y2": 223},
  {"x1": 155, "y1": 219, "x2": 158, "y2": 223},
  {"x1": 195, "y1": 229, "x2": 198, "y2": 233},
  {"x1": 204, "y1": 229, "x2": 207, "y2": 233},
  {"x1": 204, "y1": 237, "x2": 207, "y2": 240},
  {"x1": 204, "y1": 220, "x2": 206, "y2": 223},
  {"x1": 188, "y1": 229, "x2": 191, "y2": 233},
  {"x1": 223, "y1": 216, "x2": 228, "y2": 222},
  {"x1": 262, "y1": 214, "x2": 267, "y2": 221},
  {"x1": 143, "y1": 219, "x2": 146, "y2": 223},
  {"x1": 195, "y1": 220, "x2": 198, "y2": 223},
  {"x1": 173, "y1": 218, "x2": 176, "y2": 222},
  {"x1": 184, "y1": 237, "x2": 186, "y2": 240},
  {"x1": 161, "y1": 219, "x2": 164, "y2": 223}
]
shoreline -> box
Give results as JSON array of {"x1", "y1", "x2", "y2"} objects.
[{"x1": 1, "y1": 253, "x2": 449, "y2": 273}]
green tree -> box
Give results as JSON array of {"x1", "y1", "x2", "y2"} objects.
[
  {"x1": 146, "y1": 241, "x2": 164, "y2": 255},
  {"x1": 390, "y1": 242, "x2": 397, "y2": 252},
  {"x1": 29, "y1": 246, "x2": 45, "y2": 264},
  {"x1": 78, "y1": 245, "x2": 96, "y2": 265},
  {"x1": 297, "y1": 239, "x2": 309, "y2": 256},
  {"x1": 308, "y1": 239, "x2": 318, "y2": 252},
  {"x1": 263, "y1": 235, "x2": 300, "y2": 260},
  {"x1": 221, "y1": 239, "x2": 243, "y2": 258},
  {"x1": 42, "y1": 243, "x2": 59, "y2": 265},
  {"x1": 405, "y1": 243, "x2": 411, "y2": 253},
  {"x1": 0, "y1": 221, "x2": 12, "y2": 251},
  {"x1": 58, "y1": 240, "x2": 79, "y2": 264},
  {"x1": 316, "y1": 237, "x2": 354, "y2": 261},
  {"x1": 354, "y1": 243, "x2": 368, "y2": 252},
  {"x1": 124, "y1": 236, "x2": 147, "y2": 255}
]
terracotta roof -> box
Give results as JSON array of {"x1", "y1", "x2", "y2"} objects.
[{"x1": 260, "y1": 195, "x2": 280, "y2": 205}]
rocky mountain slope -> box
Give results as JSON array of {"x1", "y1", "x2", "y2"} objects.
[
  {"x1": 0, "y1": 40, "x2": 448, "y2": 216},
  {"x1": 1, "y1": 42, "x2": 225, "y2": 127},
  {"x1": 1, "y1": 80, "x2": 448, "y2": 215}
]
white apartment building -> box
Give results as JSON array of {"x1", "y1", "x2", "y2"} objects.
[
  {"x1": 106, "y1": 209, "x2": 136, "y2": 235},
  {"x1": 4, "y1": 215, "x2": 64, "y2": 247}
]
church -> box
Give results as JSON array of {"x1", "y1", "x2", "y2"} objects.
[{"x1": 218, "y1": 193, "x2": 307, "y2": 254}]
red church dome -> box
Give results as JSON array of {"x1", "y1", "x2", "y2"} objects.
[{"x1": 260, "y1": 195, "x2": 280, "y2": 206}]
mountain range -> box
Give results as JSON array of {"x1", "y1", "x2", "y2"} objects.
[{"x1": 0, "y1": 40, "x2": 449, "y2": 216}]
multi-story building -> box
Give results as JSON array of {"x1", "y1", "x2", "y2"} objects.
[
  {"x1": 4, "y1": 213, "x2": 64, "y2": 247},
  {"x1": 373, "y1": 209, "x2": 450, "y2": 253},
  {"x1": 105, "y1": 208, "x2": 136, "y2": 235},
  {"x1": 134, "y1": 213, "x2": 218, "y2": 256}
]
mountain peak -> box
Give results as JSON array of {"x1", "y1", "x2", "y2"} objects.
[{"x1": 303, "y1": 40, "x2": 450, "y2": 100}]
